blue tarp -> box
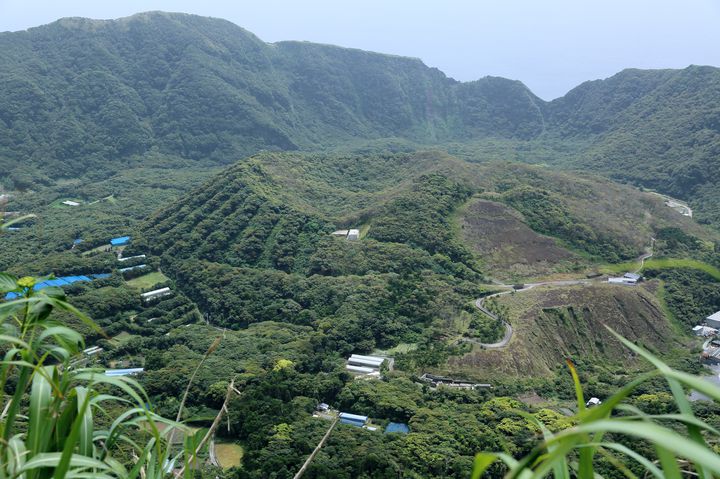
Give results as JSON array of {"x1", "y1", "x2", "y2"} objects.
[
  {"x1": 3, "y1": 274, "x2": 108, "y2": 300},
  {"x1": 73, "y1": 239, "x2": 83, "y2": 245},
  {"x1": 385, "y1": 422, "x2": 410, "y2": 434},
  {"x1": 110, "y1": 236, "x2": 131, "y2": 246}
]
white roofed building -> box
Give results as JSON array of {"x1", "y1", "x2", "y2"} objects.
[
  {"x1": 347, "y1": 229, "x2": 360, "y2": 241},
  {"x1": 706, "y1": 311, "x2": 720, "y2": 329}
]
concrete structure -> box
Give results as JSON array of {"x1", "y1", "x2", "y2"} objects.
[
  {"x1": 586, "y1": 397, "x2": 602, "y2": 407},
  {"x1": 105, "y1": 368, "x2": 144, "y2": 377},
  {"x1": 608, "y1": 276, "x2": 637, "y2": 285},
  {"x1": 331, "y1": 230, "x2": 349, "y2": 237},
  {"x1": 693, "y1": 325, "x2": 719, "y2": 337},
  {"x1": 141, "y1": 287, "x2": 172, "y2": 303},
  {"x1": 419, "y1": 373, "x2": 491, "y2": 390},
  {"x1": 347, "y1": 229, "x2": 360, "y2": 241},
  {"x1": 62, "y1": 200, "x2": 80, "y2": 206},
  {"x1": 110, "y1": 236, "x2": 131, "y2": 247},
  {"x1": 706, "y1": 311, "x2": 720, "y2": 329}
]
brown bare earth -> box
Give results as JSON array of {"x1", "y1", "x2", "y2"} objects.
[
  {"x1": 458, "y1": 198, "x2": 581, "y2": 281},
  {"x1": 444, "y1": 282, "x2": 683, "y2": 379}
]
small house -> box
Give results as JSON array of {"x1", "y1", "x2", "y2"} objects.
[
  {"x1": 331, "y1": 230, "x2": 349, "y2": 237},
  {"x1": 110, "y1": 236, "x2": 131, "y2": 247},
  {"x1": 347, "y1": 229, "x2": 360, "y2": 241},
  {"x1": 586, "y1": 397, "x2": 602, "y2": 407},
  {"x1": 62, "y1": 200, "x2": 80, "y2": 207},
  {"x1": 706, "y1": 311, "x2": 720, "y2": 329}
]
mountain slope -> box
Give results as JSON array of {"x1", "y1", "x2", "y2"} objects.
[{"x1": 0, "y1": 11, "x2": 543, "y2": 183}]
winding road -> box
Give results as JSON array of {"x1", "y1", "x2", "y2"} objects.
[
  {"x1": 466, "y1": 279, "x2": 594, "y2": 348},
  {"x1": 465, "y1": 237, "x2": 655, "y2": 349}
]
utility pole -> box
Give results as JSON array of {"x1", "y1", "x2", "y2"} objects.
[{"x1": 293, "y1": 417, "x2": 339, "y2": 479}]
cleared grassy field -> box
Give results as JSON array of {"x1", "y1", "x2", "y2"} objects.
[
  {"x1": 126, "y1": 271, "x2": 169, "y2": 289},
  {"x1": 215, "y1": 443, "x2": 244, "y2": 469},
  {"x1": 372, "y1": 342, "x2": 418, "y2": 355},
  {"x1": 602, "y1": 258, "x2": 720, "y2": 281},
  {"x1": 108, "y1": 331, "x2": 138, "y2": 347}
]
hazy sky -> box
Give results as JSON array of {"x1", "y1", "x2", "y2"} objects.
[{"x1": 1, "y1": 0, "x2": 719, "y2": 99}]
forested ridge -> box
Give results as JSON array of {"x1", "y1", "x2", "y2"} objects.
[
  {"x1": 3, "y1": 11, "x2": 720, "y2": 478},
  {"x1": 2, "y1": 12, "x2": 720, "y2": 224}
]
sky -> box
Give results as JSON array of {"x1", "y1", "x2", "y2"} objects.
[{"x1": 1, "y1": 0, "x2": 719, "y2": 100}]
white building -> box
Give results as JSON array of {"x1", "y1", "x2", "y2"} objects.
[
  {"x1": 62, "y1": 200, "x2": 80, "y2": 207},
  {"x1": 707, "y1": 311, "x2": 720, "y2": 329},
  {"x1": 331, "y1": 230, "x2": 349, "y2": 237},
  {"x1": 347, "y1": 229, "x2": 360, "y2": 241},
  {"x1": 345, "y1": 354, "x2": 390, "y2": 376},
  {"x1": 608, "y1": 272, "x2": 642, "y2": 285},
  {"x1": 140, "y1": 287, "x2": 172, "y2": 303},
  {"x1": 586, "y1": 397, "x2": 602, "y2": 407},
  {"x1": 693, "y1": 325, "x2": 718, "y2": 337}
]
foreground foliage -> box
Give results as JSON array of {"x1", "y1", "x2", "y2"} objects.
[
  {"x1": 0, "y1": 271, "x2": 195, "y2": 478},
  {"x1": 473, "y1": 329, "x2": 720, "y2": 478}
]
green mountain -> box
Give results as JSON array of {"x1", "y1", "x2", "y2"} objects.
[
  {"x1": 2, "y1": 12, "x2": 719, "y2": 226},
  {"x1": 0, "y1": 11, "x2": 543, "y2": 184}
]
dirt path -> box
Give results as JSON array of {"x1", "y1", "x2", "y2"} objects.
[{"x1": 633, "y1": 237, "x2": 655, "y2": 274}]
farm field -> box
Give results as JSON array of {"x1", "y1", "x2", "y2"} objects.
[
  {"x1": 214, "y1": 443, "x2": 244, "y2": 469},
  {"x1": 126, "y1": 272, "x2": 170, "y2": 289}
]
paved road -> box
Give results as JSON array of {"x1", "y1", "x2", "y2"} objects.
[{"x1": 464, "y1": 279, "x2": 594, "y2": 349}]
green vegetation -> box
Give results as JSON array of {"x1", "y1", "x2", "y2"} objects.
[
  {"x1": 214, "y1": 443, "x2": 244, "y2": 470},
  {"x1": 0, "y1": 273, "x2": 184, "y2": 478},
  {"x1": 3, "y1": 12, "x2": 720, "y2": 478},
  {"x1": 126, "y1": 271, "x2": 170, "y2": 289},
  {"x1": 474, "y1": 331, "x2": 720, "y2": 478}
]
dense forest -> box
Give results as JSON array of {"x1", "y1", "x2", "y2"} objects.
[
  {"x1": 2, "y1": 10, "x2": 720, "y2": 478},
  {"x1": 1, "y1": 12, "x2": 720, "y2": 225}
]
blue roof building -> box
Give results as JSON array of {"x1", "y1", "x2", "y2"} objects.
[
  {"x1": 110, "y1": 236, "x2": 131, "y2": 246},
  {"x1": 385, "y1": 422, "x2": 410, "y2": 434},
  {"x1": 4, "y1": 274, "x2": 108, "y2": 300},
  {"x1": 339, "y1": 412, "x2": 368, "y2": 427}
]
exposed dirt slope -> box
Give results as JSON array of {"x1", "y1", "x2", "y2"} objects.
[
  {"x1": 458, "y1": 198, "x2": 581, "y2": 280},
  {"x1": 445, "y1": 282, "x2": 682, "y2": 378}
]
